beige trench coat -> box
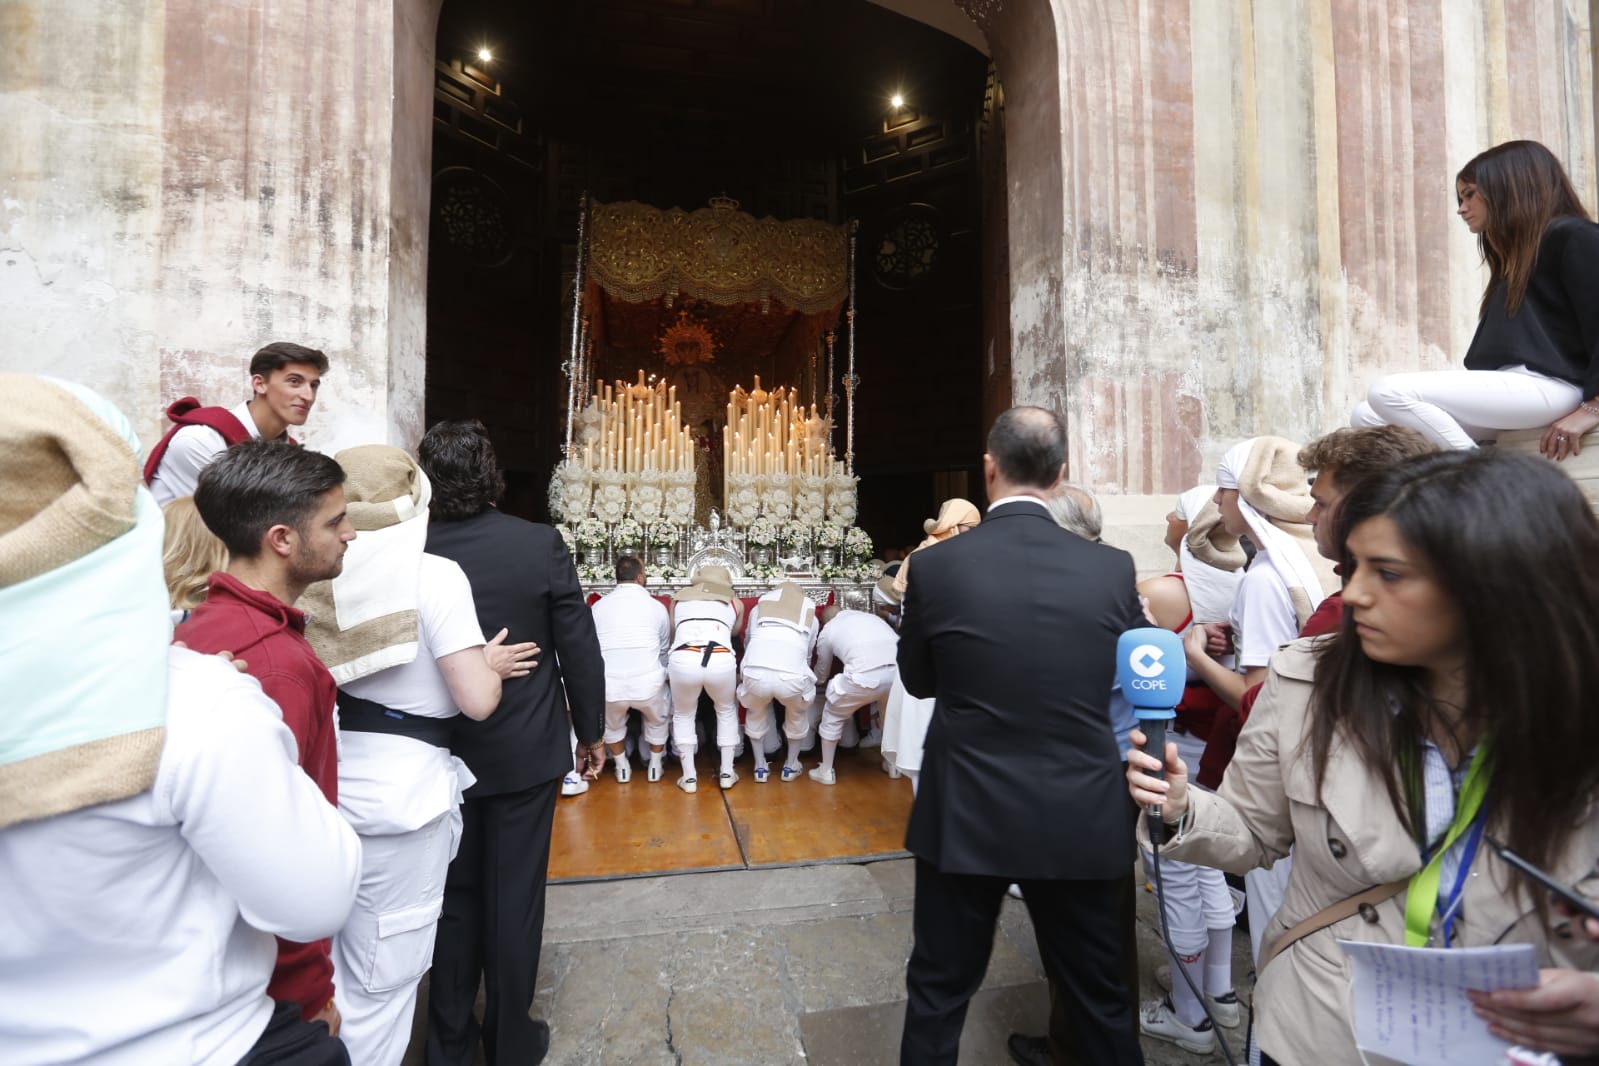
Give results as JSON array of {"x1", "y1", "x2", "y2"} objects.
[{"x1": 1143, "y1": 637, "x2": 1599, "y2": 1066}]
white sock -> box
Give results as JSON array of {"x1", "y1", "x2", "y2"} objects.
[
  {"x1": 719, "y1": 745, "x2": 736, "y2": 775},
  {"x1": 820, "y1": 737, "x2": 839, "y2": 772},
  {"x1": 748, "y1": 738, "x2": 768, "y2": 771},
  {"x1": 681, "y1": 752, "x2": 697, "y2": 780},
  {"x1": 1206, "y1": 926, "x2": 1234, "y2": 997},
  {"x1": 785, "y1": 740, "x2": 803, "y2": 768},
  {"x1": 1168, "y1": 946, "x2": 1208, "y2": 1027}
]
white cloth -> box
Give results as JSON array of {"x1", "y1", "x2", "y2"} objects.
[
  {"x1": 332, "y1": 812, "x2": 458, "y2": 1066},
  {"x1": 0, "y1": 648, "x2": 360, "y2": 1066},
  {"x1": 592, "y1": 583, "x2": 671, "y2": 702},
  {"x1": 740, "y1": 591, "x2": 818, "y2": 674},
  {"x1": 813, "y1": 608, "x2": 899, "y2": 682},
  {"x1": 148, "y1": 399, "x2": 260, "y2": 507},
  {"x1": 821, "y1": 667, "x2": 895, "y2": 742},
  {"x1": 605, "y1": 691, "x2": 671, "y2": 747},
  {"x1": 880, "y1": 672, "x2": 935, "y2": 773},
  {"x1": 1216, "y1": 439, "x2": 1329, "y2": 623},
  {"x1": 739, "y1": 669, "x2": 816, "y2": 741},
  {"x1": 1174, "y1": 484, "x2": 1245, "y2": 624},
  {"x1": 334, "y1": 554, "x2": 482, "y2": 1064},
  {"x1": 1352, "y1": 365, "x2": 1582, "y2": 450},
  {"x1": 1228, "y1": 554, "x2": 1301, "y2": 669}
]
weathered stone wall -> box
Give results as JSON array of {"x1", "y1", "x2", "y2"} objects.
[
  {"x1": 971, "y1": 0, "x2": 1595, "y2": 498},
  {"x1": 0, "y1": 0, "x2": 434, "y2": 455}
]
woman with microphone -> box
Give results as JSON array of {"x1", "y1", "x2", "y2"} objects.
[{"x1": 1127, "y1": 449, "x2": 1599, "y2": 1065}]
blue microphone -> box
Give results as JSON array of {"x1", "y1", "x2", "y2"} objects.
[{"x1": 1116, "y1": 627, "x2": 1186, "y2": 843}]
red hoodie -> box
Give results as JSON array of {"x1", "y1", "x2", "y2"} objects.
[{"x1": 175, "y1": 572, "x2": 340, "y2": 1020}]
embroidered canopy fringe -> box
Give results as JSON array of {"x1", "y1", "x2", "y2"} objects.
[{"x1": 587, "y1": 200, "x2": 849, "y2": 315}]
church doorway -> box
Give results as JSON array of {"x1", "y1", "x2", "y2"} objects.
[{"x1": 423, "y1": 0, "x2": 1000, "y2": 554}]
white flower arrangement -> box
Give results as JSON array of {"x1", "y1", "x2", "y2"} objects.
[
  {"x1": 816, "y1": 560, "x2": 848, "y2": 582},
  {"x1": 845, "y1": 560, "x2": 877, "y2": 583},
  {"x1": 663, "y1": 486, "x2": 696, "y2": 526},
  {"x1": 612, "y1": 517, "x2": 644, "y2": 547},
  {"x1": 647, "y1": 521, "x2": 679, "y2": 547},
  {"x1": 647, "y1": 562, "x2": 685, "y2": 583},
  {"x1": 743, "y1": 561, "x2": 783, "y2": 583},
  {"x1": 629, "y1": 480, "x2": 664, "y2": 521},
  {"x1": 779, "y1": 521, "x2": 809, "y2": 549},
  {"x1": 746, "y1": 518, "x2": 779, "y2": 547},
  {"x1": 548, "y1": 470, "x2": 567, "y2": 522},
  {"x1": 843, "y1": 526, "x2": 872, "y2": 559},
  {"x1": 555, "y1": 523, "x2": 576, "y2": 552},
  {"x1": 576, "y1": 560, "x2": 612, "y2": 583},
  {"x1": 826, "y1": 471, "x2": 859, "y2": 526},
  {"x1": 592, "y1": 482, "x2": 627, "y2": 523},
  {"x1": 574, "y1": 518, "x2": 609, "y2": 550},
  {"x1": 813, "y1": 523, "x2": 844, "y2": 548}
]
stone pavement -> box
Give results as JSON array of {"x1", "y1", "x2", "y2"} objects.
[{"x1": 405, "y1": 857, "x2": 1252, "y2": 1065}]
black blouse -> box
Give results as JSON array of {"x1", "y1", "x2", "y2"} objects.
[{"x1": 1464, "y1": 215, "x2": 1599, "y2": 402}]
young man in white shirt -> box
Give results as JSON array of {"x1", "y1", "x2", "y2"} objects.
[
  {"x1": 146, "y1": 341, "x2": 329, "y2": 506},
  {"x1": 808, "y1": 602, "x2": 899, "y2": 784},
  {"x1": 591, "y1": 555, "x2": 673, "y2": 782}
]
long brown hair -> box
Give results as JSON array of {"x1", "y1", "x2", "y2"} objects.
[
  {"x1": 1310, "y1": 450, "x2": 1599, "y2": 913},
  {"x1": 1457, "y1": 140, "x2": 1589, "y2": 317}
]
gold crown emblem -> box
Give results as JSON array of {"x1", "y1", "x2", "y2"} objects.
[{"x1": 708, "y1": 193, "x2": 740, "y2": 211}]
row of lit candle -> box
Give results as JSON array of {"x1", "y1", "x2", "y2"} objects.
[
  {"x1": 581, "y1": 371, "x2": 693, "y2": 473},
  {"x1": 721, "y1": 376, "x2": 836, "y2": 506}
]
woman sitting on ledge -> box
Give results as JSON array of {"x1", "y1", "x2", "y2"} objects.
[{"x1": 1354, "y1": 139, "x2": 1599, "y2": 460}]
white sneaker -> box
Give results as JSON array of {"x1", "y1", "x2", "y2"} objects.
[
  {"x1": 614, "y1": 759, "x2": 631, "y2": 784},
  {"x1": 1139, "y1": 997, "x2": 1217, "y2": 1054},
  {"x1": 807, "y1": 766, "x2": 837, "y2": 785},
  {"x1": 1154, "y1": 964, "x2": 1243, "y2": 1028},
  {"x1": 560, "y1": 771, "x2": 589, "y2": 797}
]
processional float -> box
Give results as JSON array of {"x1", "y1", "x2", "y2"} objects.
[{"x1": 550, "y1": 194, "x2": 875, "y2": 605}]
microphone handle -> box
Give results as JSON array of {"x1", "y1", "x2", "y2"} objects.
[{"x1": 1141, "y1": 717, "x2": 1168, "y2": 846}]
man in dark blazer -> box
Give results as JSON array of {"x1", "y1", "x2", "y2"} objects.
[
  {"x1": 418, "y1": 419, "x2": 606, "y2": 1066},
  {"x1": 896, "y1": 406, "x2": 1145, "y2": 1066}
]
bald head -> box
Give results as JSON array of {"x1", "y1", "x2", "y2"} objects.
[{"x1": 986, "y1": 406, "x2": 1066, "y2": 491}]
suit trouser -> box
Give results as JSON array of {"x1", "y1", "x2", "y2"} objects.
[
  {"x1": 426, "y1": 778, "x2": 558, "y2": 1066},
  {"x1": 900, "y1": 858, "x2": 1143, "y2": 1066}
]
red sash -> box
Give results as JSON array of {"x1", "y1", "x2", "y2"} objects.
[{"x1": 142, "y1": 398, "x2": 253, "y2": 485}]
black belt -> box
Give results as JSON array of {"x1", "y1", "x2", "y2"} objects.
[
  {"x1": 337, "y1": 690, "x2": 453, "y2": 749},
  {"x1": 674, "y1": 640, "x2": 730, "y2": 667}
]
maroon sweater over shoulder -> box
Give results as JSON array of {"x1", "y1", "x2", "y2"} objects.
[{"x1": 175, "y1": 572, "x2": 340, "y2": 1019}]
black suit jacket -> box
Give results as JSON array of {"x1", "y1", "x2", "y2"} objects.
[
  {"x1": 898, "y1": 500, "x2": 1144, "y2": 880},
  {"x1": 425, "y1": 510, "x2": 605, "y2": 796}
]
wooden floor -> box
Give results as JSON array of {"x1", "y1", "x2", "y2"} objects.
[{"x1": 548, "y1": 747, "x2": 915, "y2": 881}]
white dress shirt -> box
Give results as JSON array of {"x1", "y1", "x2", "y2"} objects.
[
  {"x1": 813, "y1": 608, "x2": 899, "y2": 681},
  {"x1": 592, "y1": 583, "x2": 672, "y2": 700}
]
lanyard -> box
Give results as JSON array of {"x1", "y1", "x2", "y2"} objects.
[{"x1": 1403, "y1": 742, "x2": 1491, "y2": 948}]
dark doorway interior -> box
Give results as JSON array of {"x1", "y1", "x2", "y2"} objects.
[{"x1": 426, "y1": 0, "x2": 991, "y2": 550}]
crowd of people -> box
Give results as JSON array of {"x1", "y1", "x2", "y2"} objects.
[{"x1": 3, "y1": 137, "x2": 1599, "y2": 1066}]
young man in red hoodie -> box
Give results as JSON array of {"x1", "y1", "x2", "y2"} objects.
[{"x1": 176, "y1": 439, "x2": 356, "y2": 1034}]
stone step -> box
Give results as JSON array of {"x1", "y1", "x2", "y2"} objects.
[{"x1": 1494, "y1": 429, "x2": 1599, "y2": 514}]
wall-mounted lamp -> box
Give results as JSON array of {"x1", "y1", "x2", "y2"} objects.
[
  {"x1": 890, "y1": 93, "x2": 905, "y2": 109},
  {"x1": 477, "y1": 47, "x2": 494, "y2": 63}
]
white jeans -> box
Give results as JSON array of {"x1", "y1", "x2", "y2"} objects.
[
  {"x1": 667, "y1": 648, "x2": 738, "y2": 752},
  {"x1": 737, "y1": 668, "x2": 815, "y2": 742},
  {"x1": 331, "y1": 809, "x2": 461, "y2": 1066},
  {"x1": 821, "y1": 667, "x2": 895, "y2": 741},
  {"x1": 1352, "y1": 366, "x2": 1581, "y2": 449},
  {"x1": 604, "y1": 684, "x2": 671, "y2": 747}
]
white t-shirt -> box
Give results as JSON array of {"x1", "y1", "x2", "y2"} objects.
[
  {"x1": 591, "y1": 583, "x2": 671, "y2": 700},
  {"x1": 338, "y1": 554, "x2": 483, "y2": 835},
  {"x1": 672, "y1": 599, "x2": 736, "y2": 648},
  {"x1": 813, "y1": 608, "x2": 899, "y2": 680},
  {"x1": 741, "y1": 591, "x2": 818, "y2": 675},
  {"x1": 0, "y1": 648, "x2": 360, "y2": 1066},
  {"x1": 148, "y1": 400, "x2": 261, "y2": 507},
  {"x1": 1228, "y1": 550, "x2": 1300, "y2": 669}
]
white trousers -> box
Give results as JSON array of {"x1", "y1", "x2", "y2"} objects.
[
  {"x1": 738, "y1": 667, "x2": 815, "y2": 742},
  {"x1": 604, "y1": 685, "x2": 671, "y2": 747},
  {"x1": 331, "y1": 809, "x2": 461, "y2": 1066},
  {"x1": 821, "y1": 667, "x2": 895, "y2": 742},
  {"x1": 667, "y1": 648, "x2": 738, "y2": 752},
  {"x1": 1352, "y1": 366, "x2": 1581, "y2": 449}
]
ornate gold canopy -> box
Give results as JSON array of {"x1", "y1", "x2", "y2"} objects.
[{"x1": 586, "y1": 199, "x2": 849, "y2": 315}]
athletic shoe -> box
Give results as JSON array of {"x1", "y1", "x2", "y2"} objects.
[
  {"x1": 676, "y1": 776, "x2": 697, "y2": 794},
  {"x1": 807, "y1": 766, "x2": 837, "y2": 785},
  {"x1": 1154, "y1": 964, "x2": 1243, "y2": 1027},
  {"x1": 614, "y1": 759, "x2": 631, "y2": 784},
  {"x1": 882, "y1": 758, "x2": 902, "y2": 779},
  {"x1": 647, "y1": 761, "x2": 663, "y2": 783},
  {"x1": 753, "y1": 765, "x2": 770, "y2": 783},
  {"x1": 780, "y1": 764, "x2": 802, "y2": 782},
  {"x1": 718, "y1": 770, "x2": 739, "y2": 790},
  {"x1": 1139, "y1": 996, "x2": 1216, "y2": 1054},
  {"x1": 560, "y1": 771, "x2": 589, "y2": 797}
]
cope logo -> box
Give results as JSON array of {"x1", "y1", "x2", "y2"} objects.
[{"x1": 1128, "y1": 644, "x2": 1170, "y2": 690}]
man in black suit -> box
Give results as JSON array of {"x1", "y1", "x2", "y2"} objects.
[
  {"x1": 418, "y1": 420, "x2": 606, "y2": 1066},
  {"x1": 896, "y1": 406, "x2": 1145, "y2": 1066}
]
